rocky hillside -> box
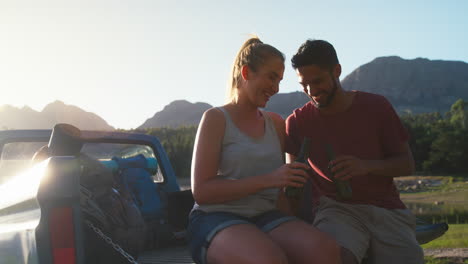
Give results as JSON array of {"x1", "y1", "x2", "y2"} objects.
[
  {"x1": 264, "y1": 91, "x2": 309, "y2": 118},
  {"x1": 3, "y1": 57, "x2": 466, "y2": 130},
  {"x1": 341, "y1": 56, "x2": 468, "y2": 113},
  {"x1": 138, "y1": 100, "x2": 212, "y2": 129},
  {"x1": 244, "y1": 57, "x2": 468, "y2": 119},
  {"x1": 0, "y1": 100, "x2": 114, "y2": 131}
]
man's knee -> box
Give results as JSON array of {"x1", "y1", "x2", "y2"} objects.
[
  {"x1": 340, "y1": 247, "x2": 358, "y2": 264},
  {"x1": 366, "y1": 240, "x2": 424, "y2": 264}
]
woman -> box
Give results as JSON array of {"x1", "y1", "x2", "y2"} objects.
[{"x1": 188, "y1": 37, "x2": 340, "y2": 264}]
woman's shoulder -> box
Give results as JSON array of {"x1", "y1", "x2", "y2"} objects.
[
  {"x1": 264, "y1": 111, "x2": 285, "y2": 136},
  {"x1": 264, "y1": 111, "x2": 284, "y2": 125},
  {"x1": 204, "y1": 106, "x2": 223, "y2": 115},
  {"x1": 200, "y1": 107, "x2": 226, "y2": 126}
]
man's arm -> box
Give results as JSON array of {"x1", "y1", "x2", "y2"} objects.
[{"x1": 331, "y1": 142, "x2": 415, "y2": 180}]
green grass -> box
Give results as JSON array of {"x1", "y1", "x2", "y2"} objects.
[
  {"x1": 424, "y1": 256, "x2": 468, "y2": 264},
  {"x1": 422, "y1": 224, "x2": 468, "y2": 249},
  {"x1": 400, "y1": 176, "x2": 468, "y2": 204},
  {"x1": 398, "y1": 176, "x2": 468, "y2": 224},
  {"x1": 424, "y1": 257, "x2": 449, "y2": 264}
]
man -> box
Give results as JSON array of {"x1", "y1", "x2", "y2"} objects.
[{"x1": 285, "y1": 39, "x2": 424, "y2": 264}]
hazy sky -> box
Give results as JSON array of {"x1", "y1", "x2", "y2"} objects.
[{"x1": 1, "y1": 0, "x2": 467, "y2": 129}]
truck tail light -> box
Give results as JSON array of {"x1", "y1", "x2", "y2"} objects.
[{"x1": 49, "y1": 207, "x2": 76, "y2": 264}]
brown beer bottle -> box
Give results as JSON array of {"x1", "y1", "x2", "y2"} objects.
[
  {"x1": 325, "y1": 143, "x2": 352, "y2": 200},
  {"x1": 285, "y1": 137, "x2": 311, "y2": 198}
]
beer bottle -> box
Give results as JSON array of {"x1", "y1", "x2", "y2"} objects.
[
  {"x1": 285, "y1": 137, "x2": 311, "y2": 198},
  {"x1": 325, "y1": 143, "x2": 352, "y2": 200}
]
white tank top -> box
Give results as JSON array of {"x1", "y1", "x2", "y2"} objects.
[{"x1": 194, "y1": 107, "x2": 284, "y2": 217}]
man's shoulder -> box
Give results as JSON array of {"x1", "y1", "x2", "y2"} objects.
[
  {"x1": 355, "y1": 90, "x2": 388, "y2": 102},
  {"x1": 354, "y1": 91, "x2": 392, "y2": 109},
  {"x1": 287, "y1": 101, "x2": 314, "y2": 121}
]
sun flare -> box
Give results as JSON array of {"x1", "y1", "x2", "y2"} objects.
[{"x1": 0, "y1": 159, "x2": 49, "y2": 210}]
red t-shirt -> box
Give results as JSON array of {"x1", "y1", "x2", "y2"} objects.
[{"x1": 285, "y1": 91, "x2": 408, "y2": 209}]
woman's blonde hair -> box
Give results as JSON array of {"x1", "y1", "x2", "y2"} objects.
[{"x1": 227, "y1": 36, "x2": 284, "y2": 103}]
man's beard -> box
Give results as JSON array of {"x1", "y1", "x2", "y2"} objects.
[{"x1": 311, "y1": 78, "x2": 338, "y2": 109}]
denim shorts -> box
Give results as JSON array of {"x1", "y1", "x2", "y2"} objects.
[{"x1": 187, "y1": 210, "x2": 297, "y2": 264}]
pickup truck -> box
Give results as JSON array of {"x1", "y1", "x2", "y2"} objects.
[
  {"x1": 0, "y1": 124, "x2": 448, "y2": 264},
  {"x1": 0, "y1": 124, "x2": 195, "y2": 264}
]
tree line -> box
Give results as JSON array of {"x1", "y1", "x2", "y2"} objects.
[
  {"x1": 129, "y1": 99, "x2": 468, "y2": 178},
  {"x1": 132, "y1": 126, "x2": 198, "y2": 179},
  {"x1": 401, "y1": 99, "x2": 468, "y2": 174}
]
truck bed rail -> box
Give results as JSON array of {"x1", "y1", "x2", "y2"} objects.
[{"x1": 138, "y1": 246, "x2": 194, "y2": 264}]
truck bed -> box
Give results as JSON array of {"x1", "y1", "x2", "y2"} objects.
[{"x1": 138, "y1": 246, "x2": 194, "y2": 264}]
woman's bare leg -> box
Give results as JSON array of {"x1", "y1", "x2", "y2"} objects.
[
  {"x1": 207, "y1": 224, "x2": 288, "y2": 264},
  {"x1": 268, "y1": 220, "x2": 341, "y2": 264}
]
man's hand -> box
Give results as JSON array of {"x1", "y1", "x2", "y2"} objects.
[{"x1": 329, "y1": 155, "x2": 371, "y2": 180}]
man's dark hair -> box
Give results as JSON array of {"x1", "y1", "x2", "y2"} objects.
[{"x1": 291, "y1": 39, "x2": 339, "y2": 70}]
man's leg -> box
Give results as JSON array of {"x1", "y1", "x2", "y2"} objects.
[
  {"x1": 341, "y1": 247, "x2": 358, "y2": 264},
  {"x1": 313, "y1": 197, "x2": 370, "y2": 264},
  {"x1": 367, "y1": 207, "x2": 424, "y2": 264}
]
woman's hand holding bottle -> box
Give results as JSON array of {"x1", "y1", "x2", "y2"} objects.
[{"x1": 268, "y1": 162, "x2": 310, "y2": 188}]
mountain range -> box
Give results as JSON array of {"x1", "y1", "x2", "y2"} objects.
[
  {"x1": 1, "y1": 56, "x2": 467, "y2": 130},
  {"x1": 138, "y1": 100, "x2": 212, "y2": 129},
  {"x1": 0, "y1": 100, "x2": 114, "y2": 131},
  {"x1": 265, "y1": 56, "x2": 468, "y2": 118},
  {"x1": 341, "y1": 56, "x2": 468, "y2": 114}
]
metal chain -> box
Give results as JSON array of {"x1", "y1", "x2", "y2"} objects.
[{"x1": 86, "y1": 220, "x2": 139, "y2": 264}]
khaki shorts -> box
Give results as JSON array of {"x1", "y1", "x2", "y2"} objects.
[{"x1": 313, "y1": 196, "x2": 424, "y2": 264}]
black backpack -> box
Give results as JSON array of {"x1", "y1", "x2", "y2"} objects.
[
  {"x1": 46, "y1": 124, "x2": 148, "y2": 262},
  {"x1": 79, "y1": 153, "x2": 147, "y2": 257}
]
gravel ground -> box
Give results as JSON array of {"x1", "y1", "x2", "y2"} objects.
[{"x1": 425, "y1": 248, "x2": 468, "y2": 263}]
